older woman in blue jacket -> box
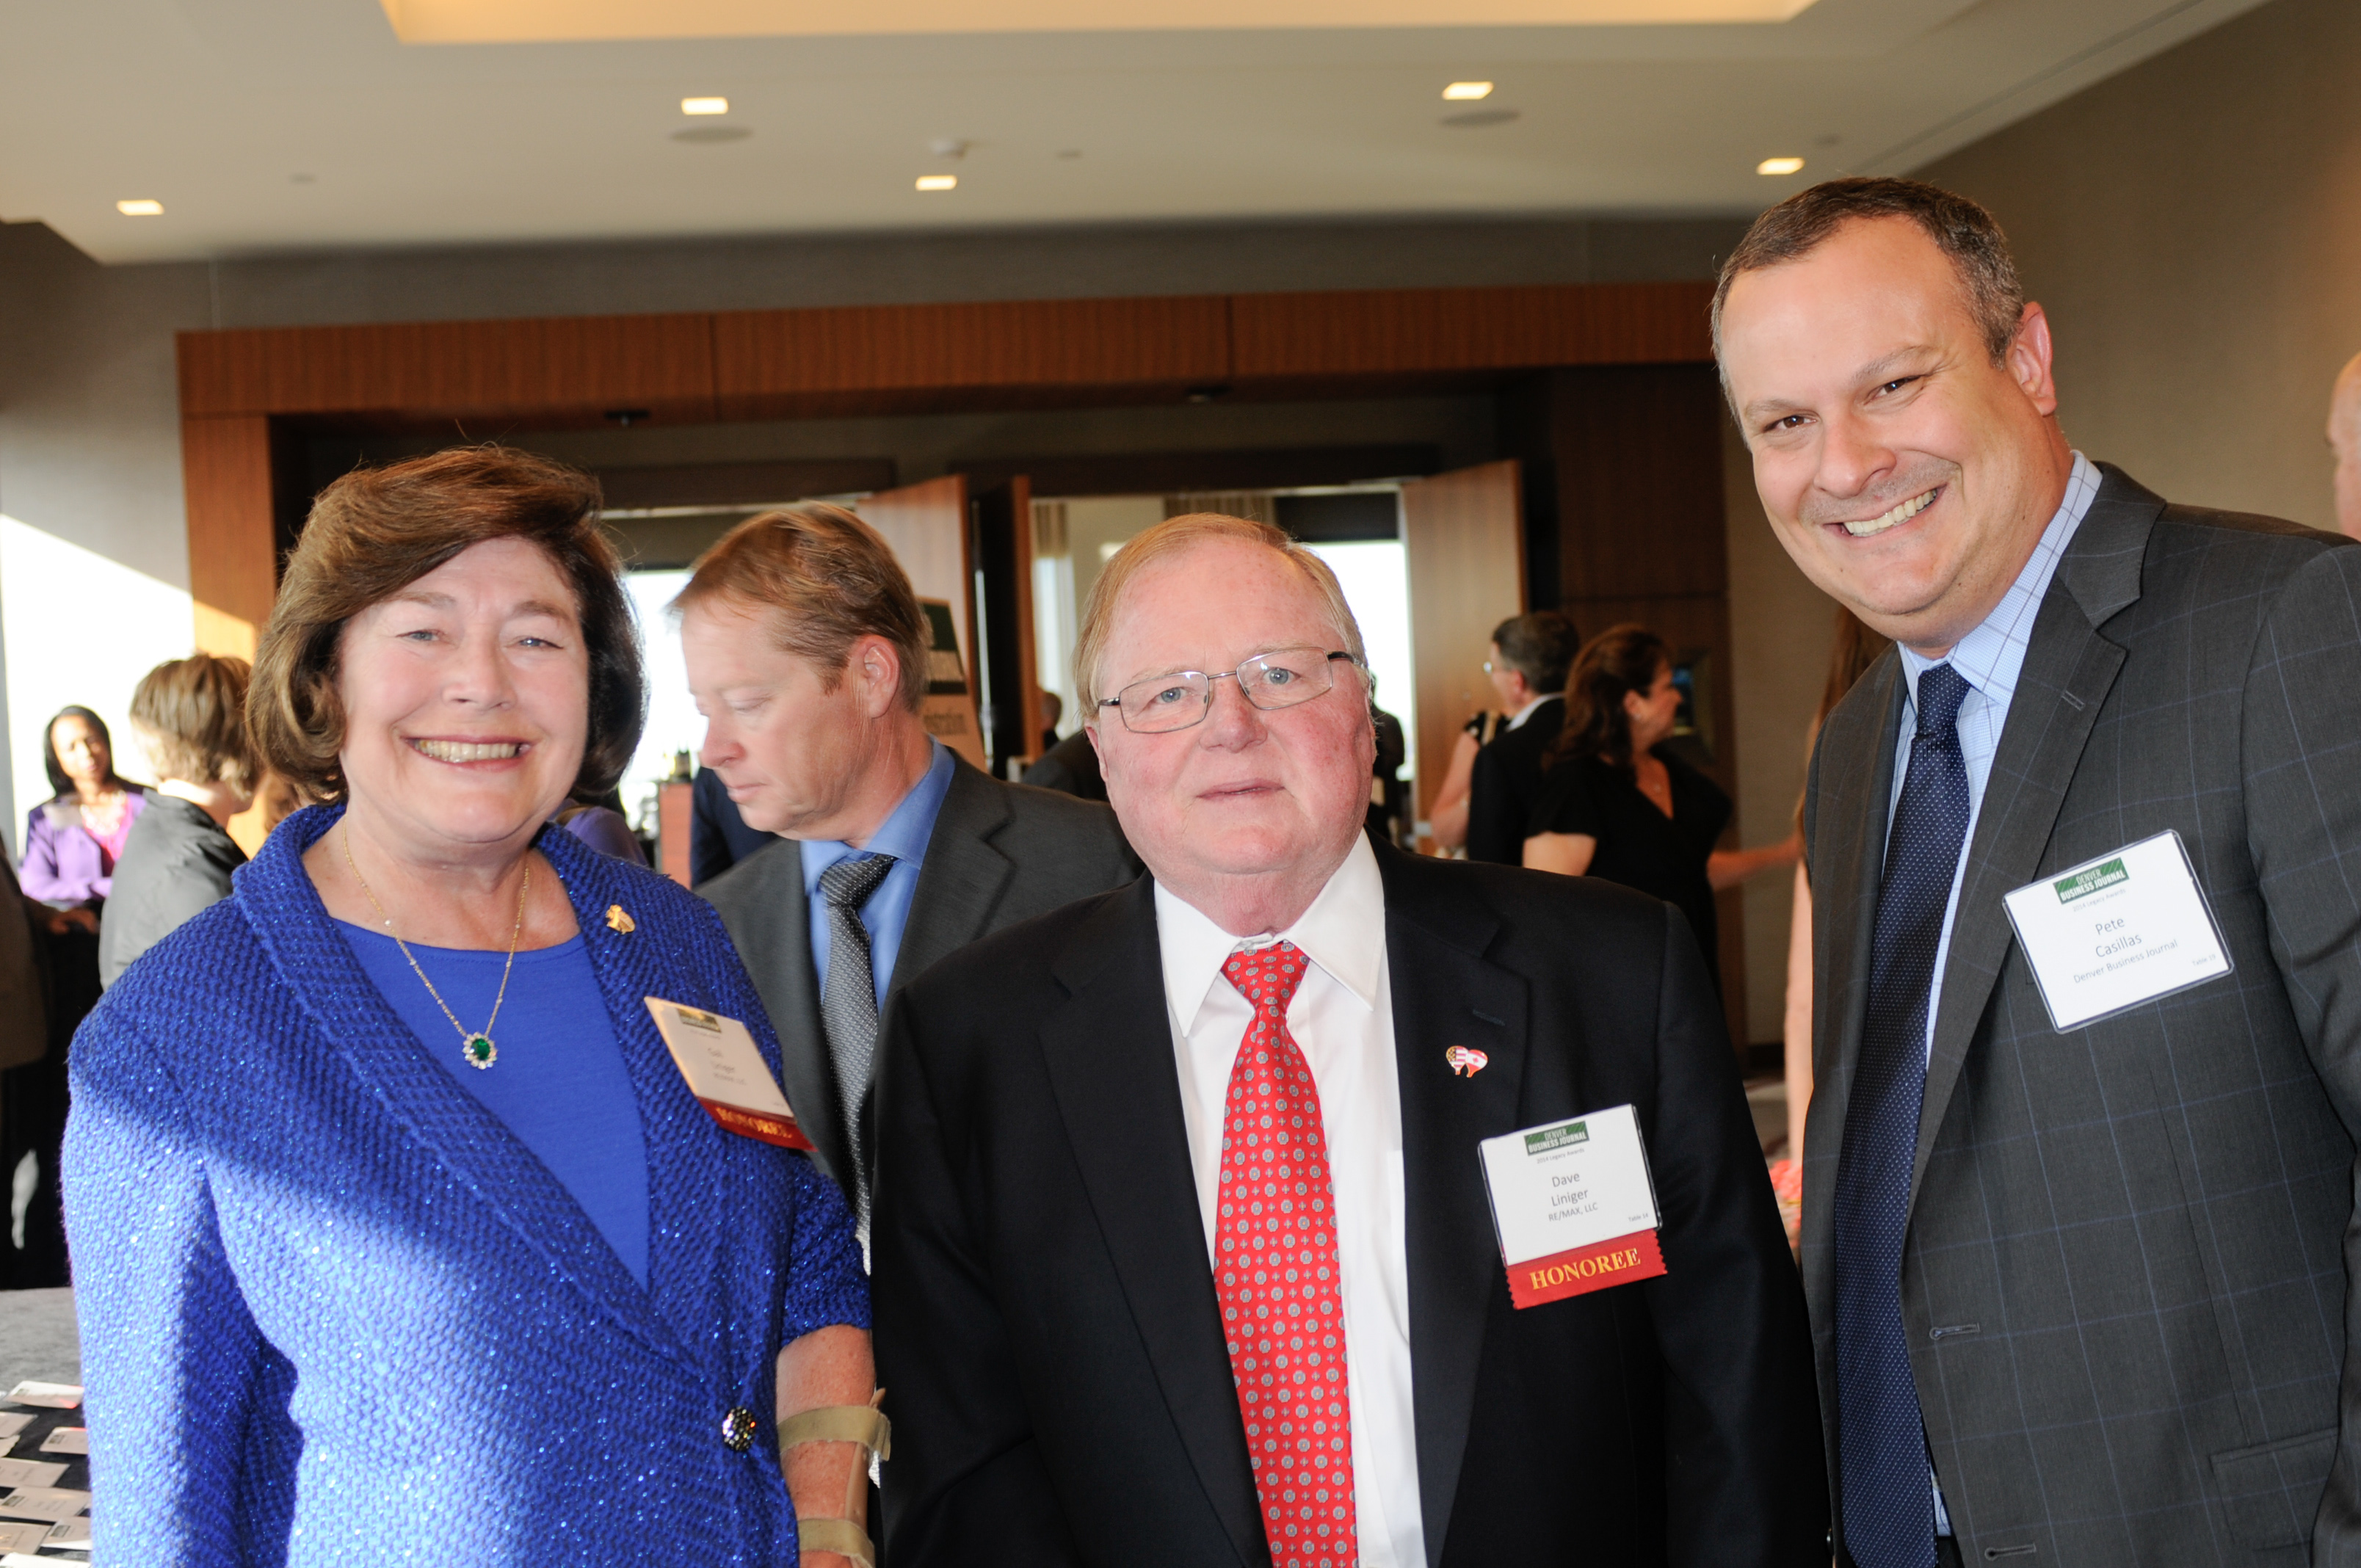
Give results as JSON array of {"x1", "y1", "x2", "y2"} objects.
[{"x1": 65, "y1": 448, "x2": 878, "y2": 1567}]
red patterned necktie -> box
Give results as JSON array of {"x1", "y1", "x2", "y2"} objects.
[{"x1": 1216, "y1": 941, "x2": 1357, "y2": 1568}]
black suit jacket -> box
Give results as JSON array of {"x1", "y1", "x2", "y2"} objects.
[
  {"x1": 699, "y1": 756, "x2": 1137, "y2": 1195},
  {"x1": 1465, "y1": 696, "x2": 1564, "y2": 864},
  {"x1": 873, "y1": 843, "x2": 1824, "y2": 1567}
]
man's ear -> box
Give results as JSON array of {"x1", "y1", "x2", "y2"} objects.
[
  {"x1": 2008, "y1": 301, "x2": 2059, "y2": 418},
  {"x1": 851, "y1": 636, "x2": 904, "y2": 719}
]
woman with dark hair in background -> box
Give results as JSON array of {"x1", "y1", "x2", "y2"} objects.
[
  {"x1": 99, "y1": 654, "x2": 258, "y2": 988},
  {"x1": 4, "y1": 707, "x2": 145, "y2": 1285},
  {"x1": 23, "y1": 706, "x2": 146, "y2": 910},
  {"x1": 1523, "y1": 624, "x2": 1796, "y2": 995}
]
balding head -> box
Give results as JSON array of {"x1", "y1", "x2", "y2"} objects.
[{"x1": 2332, "y1": 352, "x2": 2361, "y2": 540}]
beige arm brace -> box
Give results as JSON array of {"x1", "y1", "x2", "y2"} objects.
[{"x1": 781, "y1": 1391, "x2": 891, "y2": 1568}]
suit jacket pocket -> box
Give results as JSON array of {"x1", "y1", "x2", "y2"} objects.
[{"x1": 2210, "y1": 1427, "x2": 2336, "y2": 1547}]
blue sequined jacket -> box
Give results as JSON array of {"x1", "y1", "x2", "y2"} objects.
[{"x1": 63, "y1": 805, "x2": 868, "y2": 1567}]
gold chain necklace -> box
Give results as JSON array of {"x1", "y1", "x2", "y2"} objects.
[{"x1": 342, "y1": 822, "x2": 529, "y2": 1071}]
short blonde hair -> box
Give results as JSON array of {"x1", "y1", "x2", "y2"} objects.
[
  {"x1": 1073, "y1": 513, "x2": 1368, "y2": 719},
  {"x1": 672, "y1": 504, "x2": 932, "y2": 714}
]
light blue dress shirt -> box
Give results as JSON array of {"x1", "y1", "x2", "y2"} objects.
[
  {"x1": 1889, "y1": 451, "x2": 2100, "y2": 1067},
  {"x1": 1885, "y1": 451, "x2": 2098, "y2": 1537},
  {"x1": 800, "y1": 740, "x2": 957, "y2": 1012}
]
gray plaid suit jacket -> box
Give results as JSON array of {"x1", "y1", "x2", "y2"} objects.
[{"x1": 1802, "y1": 465, "x2": 2361, "y2": 1566}]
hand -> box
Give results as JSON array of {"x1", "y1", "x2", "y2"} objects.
[
  {"x1": 800, "y1": 1553, "x2": 857, "y2": 1568},
  {"x1": 46, "y1": 907, "x2": 98, "y2": 935}
]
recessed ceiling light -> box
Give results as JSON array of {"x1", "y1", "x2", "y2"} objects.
[
  {"x1": 1757, "y1": 156, "x2": 1806, "y2": 175},
  {"x1": 116, "y1": 199, "x2": 163, "y2": 216},
  {"x1": 681, "y1": 96, "x2": 728, "y2": 115},
  {"x1": 1443, "y1": 81, "x2": 1494, "y2": 101},
  {"x1": 915, "y1": 174, "x2": 958, "y2": 192}
]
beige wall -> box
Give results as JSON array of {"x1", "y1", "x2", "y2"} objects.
[
  {"x1": 1920, "y1": 0, "x2": 2361, "y2": 529},
  {"x1": 1713, "y1": 0, "x2": 2361, "y2": 1049}
]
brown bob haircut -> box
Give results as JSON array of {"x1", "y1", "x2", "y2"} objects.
[
  {"x1": 1547, "y1": 623, "x2": 1673, "y2": 774},
  {"x1": 250, "y1": 446, "x2": 645, "y2": 803},
  {"x1": 672, "y1": 503, "x2": 931, "y2": 714},
  {"x1": 132, "y1": 654, "x2": 255, "y2": 794}
]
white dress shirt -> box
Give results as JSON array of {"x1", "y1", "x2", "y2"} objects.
[
  {"x1": 1153, "y1": 833, "x2": 1424, "y2": 1568},
  {"x1": 1504, "y1": 691, "x2": 1560, "y2": 731}
]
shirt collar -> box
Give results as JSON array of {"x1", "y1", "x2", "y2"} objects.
[
  {"x1": 1896, "y1": 450, "x2": 2100, "y2": 711},
  {"x1": 1506, "y1": 692, "x2": 1560, "y2": 730},
  {"x1": 799, "y1": 740, "x2": 957, "y2": 893},
  {"x1": 1154, "y1": 831, "x2": 1388, "y2": 1037}
]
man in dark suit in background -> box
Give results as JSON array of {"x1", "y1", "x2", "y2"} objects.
[
  {"x1": 689, "y1": 763, "x2": 774, "y2": 885},
  {"x1": 873, "y1": 512, "x2": 1822, "y2": 1567},
  {"x1": 1719, "y1": 176, "x2": 2361, "y2": 1567},
  {"x1": 681, "y1": 504, "x2": 1136, "y2": 1220},
  {"x1": 1462, "y1": 609, "x2": 1578, "y2": 863}
]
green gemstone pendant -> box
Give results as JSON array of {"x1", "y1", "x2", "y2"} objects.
[{"x1": 463, "y1": 1034, "x2": 498, "y2": 1070}]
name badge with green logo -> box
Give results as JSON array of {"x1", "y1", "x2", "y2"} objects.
[
  {"x1": 1478, "y1": 1104, "x2": 1665, "y2": 1309},
  {"x1": 2000, "y1": 830, "x2": 2233, "y2": 1031}
]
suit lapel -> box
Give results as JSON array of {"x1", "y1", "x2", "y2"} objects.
[
  {"x1": 1377, "y1": 849, "x2": 1528, "y2": 1568},
  {"x1": 1036, "y1": 879, "x2": 1263, "y2": 1567},
  {"x1": 1800, "y1": 654, "x2": 1905, "y2": 1315},
  {"x1": 1909, "y1": 473, "x2": 2155, "y2": 1194},
  {"x1": 889, "y1": 761, "x2": 1016, "y2": 992},
  {"x1": 236, "y1": 808, "x2": 693, "y2": 1369},
  {"x1": 721, "y1": 841, "x2": 849, "y2": 1189}
]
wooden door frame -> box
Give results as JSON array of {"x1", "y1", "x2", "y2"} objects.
[{"x1": 173, "y1": 281, "x2": 1711, "y2": 653}]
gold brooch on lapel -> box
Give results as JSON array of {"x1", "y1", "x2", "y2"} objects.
[
  {"x1": 1446, "y1": 1045, "x2": 1489, "y2": 1078},
  {"x1": 605, "y1": 904, "x2": 637, "y2": 934}
]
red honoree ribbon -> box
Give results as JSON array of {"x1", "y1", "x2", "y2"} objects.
[
  {"x1": 1506, "y1": 1227, "x2": 1667, "y2": 1308},
  {"x1": 695, "y1": 1098, "x2": 817, "y2": 1153}
]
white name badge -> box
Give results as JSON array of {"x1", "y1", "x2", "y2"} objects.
[
  {"x1": 2001, "y1": 830, "x2": 2234, "y2": 1031},
  {"x1": 0, "y1": 1522, "x2": 45, "y2": 1556},
  {"x1": 645, "y1": 998, "x2": 817, "y2": 1153},
  {"x1": 1478, "y1": 1104, "x2": 1667, "y2": 1309},
  {"x1": 0, "y1": 1487, "x2": 87, "y2": 1522},
  {"x1": 0, "y1": 1385, "x2": 76, "y2": 1412},
  {"x1": 0, "y1": 1463, "x2": 62, "y2": 1492}
]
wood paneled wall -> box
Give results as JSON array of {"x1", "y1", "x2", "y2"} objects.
[
  {"x1": 181, "y1": 414, "x2": 279, "y2": 658},
  {"x1": 1502, "y1": 363, "x2": 1749, "y2": 1048},
  {"x1": 178, "y1": 283, "x2": 1711, "y2": 419},
  {"x1": 175, "y1": 281, "x2": 1713, "y2": 672}
]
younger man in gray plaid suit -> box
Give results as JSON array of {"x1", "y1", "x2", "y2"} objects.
[{"x1": 1719, "y1": 176, "x2": 2361, "y2": 1567}]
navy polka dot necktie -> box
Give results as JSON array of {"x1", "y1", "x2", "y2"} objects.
[{"x1": 1834, "y1": 661, "x2": 1973, "y2": 1568}]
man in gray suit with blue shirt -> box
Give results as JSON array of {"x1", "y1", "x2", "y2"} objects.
[
  {"x1": 1719, "y1": 176, "x2": 2361, "y2": 1567},
  {"x1": 679, "y1": 504, "x2": 1136, "y2": 1223}
]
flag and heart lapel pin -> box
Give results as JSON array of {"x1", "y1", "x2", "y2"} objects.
[{"x1": 1446, "y1": 1045, "x2": 1489, "y2": 1078}]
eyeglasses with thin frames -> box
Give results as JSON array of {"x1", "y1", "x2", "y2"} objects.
[{"x1": 1097, "y1": 648, "x2": 1360, "y2": 734}]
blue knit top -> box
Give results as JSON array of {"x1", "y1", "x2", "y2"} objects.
[{"x1": 64, "y1": 805, "x2": 868, "y2": 1567}]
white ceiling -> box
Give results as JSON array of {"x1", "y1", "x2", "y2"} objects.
[{"x1": 0, "y1": 0, "x2": 2273, "y2": 266}]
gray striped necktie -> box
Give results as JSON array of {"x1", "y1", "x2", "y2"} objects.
[{"x1": 819, "y1": 852, "x2": 896, "y2": 1221}]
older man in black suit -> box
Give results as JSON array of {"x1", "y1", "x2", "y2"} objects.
[
  {"x1": 871, "y1": 512, "x2": 1823, "y2": 1567},
  {"x1": 682, "y1": 504, "x2": 1136, "y2": 1222}
]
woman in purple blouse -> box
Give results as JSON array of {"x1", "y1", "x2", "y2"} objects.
[
  {"x1": 3, "y1": 706, "x2": 144, "y2": 1285},
  {"x1": 23, "y1": 706, "x2": 148, "y2": 909}
]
